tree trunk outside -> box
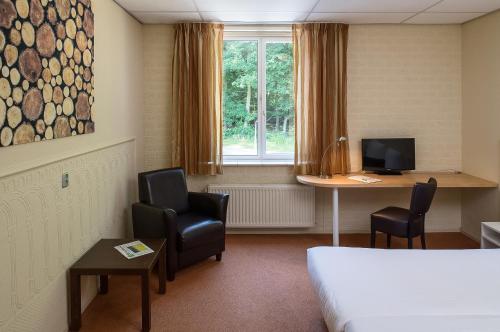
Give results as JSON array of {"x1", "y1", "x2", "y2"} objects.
[
  {"x1": 244, "y1": 83, "x2": 251, "y2": 128},
  {"x1": 245, "y1": 84, "x2": 251, "y2": 113},
  {"x1": 283, "y1": 117, "x2": 289, "y2": 133}
]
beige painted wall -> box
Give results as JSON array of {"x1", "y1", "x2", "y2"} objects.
[
  {"x1": 143, "y1": 25, "x2": 173, "y2": 171},
  {"x1": 142, "y1": 24, "x2": 463, "y2": 234},
  {"x1": 461, "y1": 10, "x2": 500, "y2": 240},
  {"x1": 348, "y1": 25, "x2": 462, "y2": 172},
  {"x1": 0, "y1": 0, "x2": 143, "y2": 330}
]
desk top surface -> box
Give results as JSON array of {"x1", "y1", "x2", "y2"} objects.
[{"x1": 296, "y1": 172, "x2": 498, "y2": 188}]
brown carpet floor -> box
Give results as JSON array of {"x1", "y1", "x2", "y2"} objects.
[{"x1": 81, "y1": 233, "x2": 478, "y2": 332}]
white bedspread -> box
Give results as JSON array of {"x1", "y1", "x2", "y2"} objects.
[
  {"x1": 307, "y1": 247, "x2": 500, "y2": 332},
  {"x1": 345, "y1": 315, "x2": 500, "y2": 332}
]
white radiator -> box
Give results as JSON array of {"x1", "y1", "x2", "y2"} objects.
[{"x1": 207, "y1": 184, "x2": 315, "y2": 228}]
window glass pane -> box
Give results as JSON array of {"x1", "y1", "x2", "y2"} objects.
[
  {"x1": 265, "y1": 42, "x2": 294, "y2": 155},
  {"x1": 223, "y1": 40, "x2": 259, "y2": 156}
]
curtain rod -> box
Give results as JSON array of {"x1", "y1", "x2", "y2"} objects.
[{"x1": 223, "y1": 24, "x2": 292, "y2": 32}]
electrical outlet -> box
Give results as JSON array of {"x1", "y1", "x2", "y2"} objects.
[{"x1": 62, "y1": 173, "x2": 69, "y2": 188}]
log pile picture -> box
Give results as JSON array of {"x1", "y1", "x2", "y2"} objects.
[{"x1": 0, "y1": 0, "x2": 94, "y2": 147}]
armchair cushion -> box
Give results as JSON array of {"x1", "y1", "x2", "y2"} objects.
[{"x1": 176, "y1": 212, "x2": 224, "y2": 251}]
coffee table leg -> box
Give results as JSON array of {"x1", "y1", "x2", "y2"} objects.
[
  {"x1": 158, "y1": 245, "x2": 166, "y2": 294},
  {"x1": 99, "y1": 275, "x2": 108, "y2": 294},
  {"x1": 69, "y1": 271, "x2": 81, "y2": 331},
  {"x1": 141, "y1": 271, "x2": 151, "y2": 331}
]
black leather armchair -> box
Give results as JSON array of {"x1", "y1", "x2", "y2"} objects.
[{"x1": 132, "y1": 168, "x2": 229, "y2": 281}]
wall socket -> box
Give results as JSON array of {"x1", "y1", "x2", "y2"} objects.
[{"x1": 62, "y1": 173, "x2": 69, "y2": 188}]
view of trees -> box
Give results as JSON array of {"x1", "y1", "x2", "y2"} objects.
[{"x1": 223, "y1": 40, "x2": 294, "y2": 155}]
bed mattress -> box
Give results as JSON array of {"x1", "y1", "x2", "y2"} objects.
[
  {"x1": 307, "y1": 247, "x2": 500, "y2": 332},
  {"x1": 345, "y1": 315, "x2": 500, "y2": 332}
]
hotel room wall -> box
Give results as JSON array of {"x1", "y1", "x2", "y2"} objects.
[
  {"x1": 143, "y1": 24, "x2": 462, "y2": 234},
  {"x1": 461, "y1": 10, "x2": 500, "y2": 241},
  {"x1": 0, "y1": 1, "x2": 144, "y2": 330}
]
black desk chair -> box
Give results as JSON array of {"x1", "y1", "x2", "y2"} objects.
[
  {"x1": 370, "y1": 177, "x2": 437, "y2": 249},
  {"x1": 132, "y1": 168, "x2": 229, "y2": 281}
]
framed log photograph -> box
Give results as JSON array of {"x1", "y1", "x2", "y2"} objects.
[{"x1": 0, "y1": 0, "x2": 94, "y2": 147}]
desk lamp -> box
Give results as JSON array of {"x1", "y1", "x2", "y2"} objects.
[{"x1": 319, "y1": 136, "x2": 347, "y2": 179}]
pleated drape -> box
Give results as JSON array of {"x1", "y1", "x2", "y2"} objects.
[
  {"x1": 172, "y1": 23, "x2": 224, "y2": 175},
  {"x1": 292, "y1": 23, "x2": 350, "y2": 176}
]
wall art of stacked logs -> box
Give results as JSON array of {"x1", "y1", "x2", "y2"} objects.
[{"x1": 0, "y1": 0, "x2": 94, "y2": 147}]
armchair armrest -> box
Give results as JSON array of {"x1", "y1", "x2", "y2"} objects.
[
  {"x1": 188, "y1": 192, "x2": 229, "y2": 224},
  {"x1": 132, "y1": 203, "x2": 178, "y2": 278},
  {"x1": 132, "y1": 203, "x2": 177, "y2": 238}
]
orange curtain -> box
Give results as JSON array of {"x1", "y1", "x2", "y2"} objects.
[
  {"x1": 172, "y1": 23, "x2": 224, "y2": 175},
  {"x1": 293, "y1": 23, "x2": 350, "y2": 176}
]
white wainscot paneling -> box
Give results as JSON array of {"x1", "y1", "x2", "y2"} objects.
[{"x1": 0, "y1": 141, "x2": 135, "y2": 331}]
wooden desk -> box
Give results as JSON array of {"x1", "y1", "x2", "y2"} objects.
[{"x1": 297, "y1": 173, "x2": 497, "y2": 246}]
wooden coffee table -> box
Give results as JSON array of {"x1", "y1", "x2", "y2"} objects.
[{"x1": 69, "y1": 239, "x2": 166, "y2": 331}]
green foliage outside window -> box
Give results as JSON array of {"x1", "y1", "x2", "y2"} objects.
[{"x1": 223, "y1": 40, "x2": 294, "y2": 156}]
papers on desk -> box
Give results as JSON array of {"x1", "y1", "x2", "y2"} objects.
[
  {"x1": 348, "y1": 175, "x2": 382, "y2": 184},
  {"x1": 115, "y1": 241, "x2": 154, "y2": 259}
]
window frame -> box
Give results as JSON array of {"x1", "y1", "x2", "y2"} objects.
[{"x1": 223, "y1": 28, "x2": 294, "y2": 163}]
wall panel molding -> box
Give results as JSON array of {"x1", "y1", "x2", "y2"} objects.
[{"x1": 0, "y1": 137, "x2": 136, "y2": 179}]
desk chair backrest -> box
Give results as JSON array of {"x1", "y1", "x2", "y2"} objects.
[{"x1": 409, "y1": 177, "x2": 437, "y2": 217}]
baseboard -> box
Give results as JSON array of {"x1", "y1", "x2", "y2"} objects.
[
  {"x1": 227, "y1": 228, "x2": 462, "y2": 235},
  {"x1": 461, "y1": 228, "x2": 481, "y2": 243},
  {"x1": 227, "y1": 229, "x2": 327, "y2": 235},
  {"x1": 339, "y1": 226, "x2": 461, "y2": 234}
]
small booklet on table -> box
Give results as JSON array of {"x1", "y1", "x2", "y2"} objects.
[{"x1": 115, "y1": 240, "x2": 154, "y2": 259}]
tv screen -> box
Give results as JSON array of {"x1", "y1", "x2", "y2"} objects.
[{"x1": 362, "y1": 138, "x2": 415, "y2": 174}]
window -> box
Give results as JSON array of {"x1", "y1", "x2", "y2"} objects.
[{"x1": 223, "y1": 31, "x2": 294, "y2": 162}]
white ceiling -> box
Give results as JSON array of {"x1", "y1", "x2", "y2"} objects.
[{"x1": 114, "y1": 0, "x2": 500, "y2": 24}]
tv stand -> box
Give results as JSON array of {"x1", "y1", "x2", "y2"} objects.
[{"x1": 374, "y1": 170, "x2": 402, "y2": 176}]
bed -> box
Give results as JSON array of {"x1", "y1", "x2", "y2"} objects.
[{"x1": 307, "y1": 247, "x2": 500, "y2": 332}]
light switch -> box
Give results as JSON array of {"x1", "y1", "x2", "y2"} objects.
[{"x1": 62, "y1": 173, "x2": 69, "y2": 188}]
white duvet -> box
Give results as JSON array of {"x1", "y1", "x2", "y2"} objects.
[{"x1": 307, "y1": 247, "x2": 500, "y2": 332}]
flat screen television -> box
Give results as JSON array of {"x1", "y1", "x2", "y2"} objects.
[{"x1": 362, "y1": 138, "x2": 415, "y2": 175}]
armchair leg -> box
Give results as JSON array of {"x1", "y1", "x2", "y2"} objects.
[
  {"x1": 386, "y1": 234, "x2": 391, "y2": 249},
  {"x1": 167, "y1": 271, "x2": 175, "y2": 282},
  {"x1": 216, "y1": 253, "x2": 222, "y2": 261}
]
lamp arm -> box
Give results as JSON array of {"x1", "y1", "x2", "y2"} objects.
[
  {"x1": 319, "y1": 141, "x2": 338, "y2": 178},
  {"x1": 319, "y1": 136, "x2": 347, "y2": 178}
]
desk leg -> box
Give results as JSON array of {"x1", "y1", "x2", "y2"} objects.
[
  {"x1": 141, "y1": 271, "x2": 151, "y2": 331},
  {"x1": 332, "y1": 187, "x2": 340, "y2": 246},
  {"x1": 69, "y1": 271, "x2": 81, "y2": 331}
]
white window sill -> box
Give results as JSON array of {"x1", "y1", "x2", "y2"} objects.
[{"x1": 223, "y1": 160, "x2": 294, "y2": 166}]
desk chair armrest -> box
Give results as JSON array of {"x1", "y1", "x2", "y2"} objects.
[{"x1": 188, "y1": 192, "x2": 229, "y2": 224}]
